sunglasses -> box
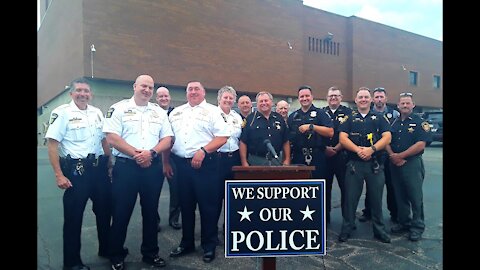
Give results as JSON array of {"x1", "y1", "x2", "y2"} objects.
[
  {"x1": 400, "y1": 92, "x2": 413, "y2": 97},
  {"x1": 373, "y1": 87, "x2": 386, "y2": 93}
]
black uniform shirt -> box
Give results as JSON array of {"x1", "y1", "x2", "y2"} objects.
[
  {"x1": 240, "y1": 111, "x2": 289, "y2": 156},
  {"x1": 390, "y1": 113, "x2": 432, "y2": 156},
  {"x1": 339, "y1": 110, "x2": 391, "y2": 161},
  {"x1": 287, "y1": 105, "x2": 333, "y2": 151},
  {"x1": 323, "y1": 105, "x2": 353, "y2": 147}
]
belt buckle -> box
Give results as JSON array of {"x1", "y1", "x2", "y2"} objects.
[
  {"x1": 93, "y1": 157, "x2": 100, "y2": 167},
  {"x1": 228, "y1": 152, "x2": 233, "y2": 158}
]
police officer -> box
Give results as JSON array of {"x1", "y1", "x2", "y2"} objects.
[
  {"x1": 215, "y1": 86, "x2": 243, "y2": 228},
  {"x1": 45, "y1": 78, "x2": 112, "y2": 270},
  {"x1": 323, "y1": 86, "x2": 352, "y2": 222},
  {"x1": 287, "y1": 85, "x2": 333, "y2": 216},
  {"x1": 359, "y1": 87, "x2": 400, "y2": 223},
  {"x1": 103, "y1": 75, "x2": 173, "y2": 270},
  {"x1": 276, "y1": 99, "x2": 290, "y2": 124},
  {"x1": 237, "y1": 95, "x2": 253, "y2": 120},
  {"x1": 168, "y1": 81, "x2": 229, "y2": 264},
  {"x1": 155, "y1": 86, "x2": 181, "y2": 231},
  {"x1": 338, "y1": 87, "x2": 392, "y2": 243},
  {"x1": 386, "y1": 92, "x2": 431, "y2": 241},
  {"x1": 240, "y1": 91, "x2": 291, "y2": 166}
]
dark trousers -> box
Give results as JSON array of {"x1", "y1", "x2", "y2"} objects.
[
  {"x1": 61, "y1": 159, "x2": 111, "y2": 267},
  {"x1": 216, "y1": 150, "x2": 241, "y2": 224},
  {"x1": 390, "y1": 156, "x2": 425, "y2": 234},
  {"x1": 156, "y1": 156, "x2": 180, "y2": 226},
  {"x1": 341, "y1": 160, "x2": 387, "y2": 236},
  {"x1": 108, "y1": 158, "x2": 164, "y2": 263},
  {"x1": 173, "y1": 153, "x2": 221, "y2": 252},
  {"x1": 362, "y1": 156, "x2": 397, "y2": 220},
  {"x1": 325, "y1": 151, "x2": 348, "y2": 219},
  {"x1": 291, "y1": 149, "x2": 327, "y2": 179}
]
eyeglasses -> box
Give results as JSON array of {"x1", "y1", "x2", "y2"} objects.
[
  {"x1": 400, "y1": 92, "x2": 413, "y2": 97},
  {"x1": 373, "y1": 87, "x2": 386, "y2": 93},
  {"x1": 327, "y1": 94, "x2": 341, "y2": 98}
]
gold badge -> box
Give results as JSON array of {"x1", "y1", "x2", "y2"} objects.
[
  {"x1": 339, "y1": 115, "x2": 348, "y2": 124},
  {"x1": 408, "y1": 127, "x2": 414, "y2": 133},
  {"x1": 106, "y1": 107, "x2": 115, "y2": 118},
  {"x1": 421, "y1": 121, "x2": 431, "y2": 132},
  {"x1": 241, "y1": 118, "x2": 246, "y2": 128}
]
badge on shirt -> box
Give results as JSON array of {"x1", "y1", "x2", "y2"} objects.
[
  {"x1": 69, "y1": 117, "x2": 82, "y2": 124},
  {"x1": 371, "y1": 115, "x2": 377, "y2": 120},
  {"x1": 408, "y1": 127, "x2": 414, "y2": 133},
  {"x1": 386, "y1": 113, "x2": 392, "y2": 119},
  {"x1": 49, "y1": 113, "x2": 58, "y2": 124},
  {"x1": 241, "y1": 118, "x2": 246, "y2": 128},
  {"x1": 151, "y1": 111, "x2": 159, "y2": 118},
  {"x1": 310, "y1": 111, "x2": 317, "y2": 117},
  {"x1": 421, "y1": 121, "x2": 431, "y2": 132},
  {"x1": 338, "y1": 116, "x2": 347, "y2": 124},
  {"x1": 106, "y1": 107, "x2": 115, "y2": 118},
  {"x1": 274, "y1": 121, "x2": 281, "y2": 130}
]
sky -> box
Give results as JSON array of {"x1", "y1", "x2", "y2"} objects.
[
  {"x1": 303, "y1": 0, "x2": 442, "y2": 41},
  {"x1": 38, "y1": 0, "x2": 442, "y2": 41}
]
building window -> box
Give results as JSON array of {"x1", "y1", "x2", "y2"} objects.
[
  {"x1": 433, "y1": 75, "x2": 441, "y2": 89},
  {"x1": 409, "y1": 71, "x2": 418, "y2": 86},
  {"x1": 307, "y1": 36, "x2": 339, "y2": 56}
]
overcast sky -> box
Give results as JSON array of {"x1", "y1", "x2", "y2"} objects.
[
  {"x1": 38, "y1": 0, "x2": 442, "y2": 41},
  {"x1": 304, "y1": 0, "x2": 442, "y2": 41}
]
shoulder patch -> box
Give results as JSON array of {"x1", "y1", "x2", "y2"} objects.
[
  {"x1": 106, "y1": 107, "x2": 115, "y2": 118},
  {"x1": 241, "y1": 118, "x2": 247, "y2": 128},
  {"x1": 49, "y1": 113, "x2": 58, "y2": 124},
  {"x1": 421, "y1": 121, "x2": 431, "y2": 132}
]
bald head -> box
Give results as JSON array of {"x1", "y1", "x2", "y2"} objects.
[
  {"x1": 276, "y1": 100, "x2": 290, "y2": 120},
  {"x1": 156, "y1": 86, "x2": 171, "y2": 110}
]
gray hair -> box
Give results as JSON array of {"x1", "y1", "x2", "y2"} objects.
[
  {"x1": 217, "y1": 85, "x2": 237, "y2": 102},
  {"x1": 68, "y1": 78, "x2": 91, "y2": 93},
  {"x1": 255, "y1": 91, "x2": 273, "y2": 102}
]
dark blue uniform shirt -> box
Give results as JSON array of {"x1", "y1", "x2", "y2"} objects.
[
  {"x1": 338, "y1": 110, "x2": 391, "y2": 161},
  {"x1": 287, "y1": 105, "x2": 333, "y2": 151},
  {"x1": 240, "y1": 111, "x2": 289, "y2": 156},
  {"x1": 323, "y1": 105, "x2": 353, "y2": 147},
  {"x1": 390, "y1": 114, "x2": 432, "y2": 156}
]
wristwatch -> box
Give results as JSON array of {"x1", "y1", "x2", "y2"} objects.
[
  {"x1": 370, "y1": 145, "x2": 377, "y2": 153},
  {"x1": 309, "y1": 124, "x2": 314, "y2": 131},
  {"x1": 150, "y1": 149, "x2": 158, "y2": 159}
]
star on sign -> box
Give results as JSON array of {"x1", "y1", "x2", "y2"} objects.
[
  {"x1": 300, "y1": 205, "x2": 316, "y2": 221},
  {"x1": 237, "y1": 206, "x2": 254, "y2": 222}
]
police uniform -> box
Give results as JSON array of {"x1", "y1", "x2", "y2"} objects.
[
  {"x1": 102, "y1": 97, "x2": 173, "y2": 264},
  {"x1": 362, "y1": 106, "x2": 400, "y2": 221},
  {"x1": 216, "y1": 108, "x2": 242, "y2": 222},
  {"x1": 169, "y1": 100, "x2": 229, "y2": 253},
  {"x1": 288, "y1": 105, "x2": 333, "y2": 177},
  {"x1": 323, "y1": 104, "x2": 353, "y2": 221},
  {"x1": 240, "y1": 111, "x2": 289, "y2": 165},
  {"x1": 45, "y1": 100, "x2": 111, "y2": 268},
  {"x1": 338, "y1": 110, "x2": 391, "y2": 239},
  {"x1": 389, "y1": 114, "x2": 431, "y2": 238},
  {"x1": 156, "y1": 106, "x2": 181, "y2": 229}
]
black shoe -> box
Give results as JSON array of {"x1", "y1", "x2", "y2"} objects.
[
  {"x1": 391, "y1": 224, "x2": 409, "y2": 234},
  {"x1": 409, "y1": 231, "x2": 422, "y2": 241},
  {"x1": 63, "y1": 265, "x2": 90, "y2": 270},
  {"x1": 110, "y1": 261, "x2": 124, "y2": 270},
  {"x1": 169, "y1": 221, "x2": 182, "y2": 230},
  {"x1": 338, "y1": 232, "x2": 350, "y2": 242},
  {"x1": 374, "y1": 233, "x2": 391, "y2": 243},
  {"x1": 203, "y1": 250, "x2": 215, "y2": 263},
  {"x1": 358, "y1": 214, "x2": 371, "y2": 222},
  {"x1": 142, "y1": 255, "x2": 166, "y2": 267},
  {"x1": 170, "y1": 246, "x2": 195, "y2": 257}
]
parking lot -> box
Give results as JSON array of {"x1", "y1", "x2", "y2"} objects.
[{"x1": 38, "y1": 144, "x2": 442, "y2": 269}]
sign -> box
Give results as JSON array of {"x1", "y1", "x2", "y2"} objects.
[{"x1": 224, "y1": 179, "x2": 326, "y2": 257}]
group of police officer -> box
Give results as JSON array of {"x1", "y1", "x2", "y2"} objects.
[{"x1": 46, "y1": 77, "x2": 431, "y2": 270}]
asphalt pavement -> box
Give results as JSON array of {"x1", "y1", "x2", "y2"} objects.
[{"x1": 37, "y1": 143, "x2": 443, "y2": 269}]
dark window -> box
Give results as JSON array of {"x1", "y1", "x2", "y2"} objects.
[
  {"x1": 308, "y1": 37, "x2": 311, "y2": 51},
  {"x1": 433, "y1": 75, "x2": 441, "y2": 88},
  {"x1": 336, "y1": 43, "x2": 340, "y2": 56},
  {"x1": 409, "y1": 71, "x2": 418, "y2": 86}
]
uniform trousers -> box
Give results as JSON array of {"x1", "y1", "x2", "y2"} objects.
[
  {"x1": 341, "y1": 160, "x2": 388, "y2": 236},
  {"x1": 156, "y1": 156, "x2": 180, "y2": 226},
  {"x1": 108, "y1": 157, "x2": 164, "y2": 263},
  {"x1": 325, "y1": 151, "x2": 348, "y2": 219},
  {"x1": 390, "y1": 155, "x2": 425, "y2": 234},
  {"x1": 216, "y1": 150, "x2": 241, "y2": 225},
  {"x1": 61, "y1": 157, "x2": 111, "y2": 267},
  {"x1": 172, "y1": 153, "x2": 220, "y2": 252}
]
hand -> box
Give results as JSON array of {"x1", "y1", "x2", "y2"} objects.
[
  {"x1": 191, "y1": 150, "x2": 205, "y2": 169},
  {"x1": 163, "y1": 162, "x2": 174, "y2": 178},
  {"x1": 133, "y1": 149, "x2": 153, "y2": 168},
  {"x1": 356, "y1": 146, "x2": 372, "y2": 161},
  {"x1": 325, "y1": 146, "x2": 337, "y2": 157},
  {"x1": 56, "y1": 175, "x2": 72, "y2": 189}
]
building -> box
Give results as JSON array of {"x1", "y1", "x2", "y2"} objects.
[{"x1": 37, "y1": 0, "x2": 442, "y2": 144}]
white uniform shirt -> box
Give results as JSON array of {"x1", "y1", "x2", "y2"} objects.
[
  {"x1": 102, "y1": 97, "x2": 173, "y2": 159},
  {"x1": 169, "y1": 100, "x2": 230, "y2": 158},
  {"x1": 217, "y1": 108, "x2": 242, "y2": 153},
  {"x1": 45, "y1": 100, "x2": 105, "y2": 159}
]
